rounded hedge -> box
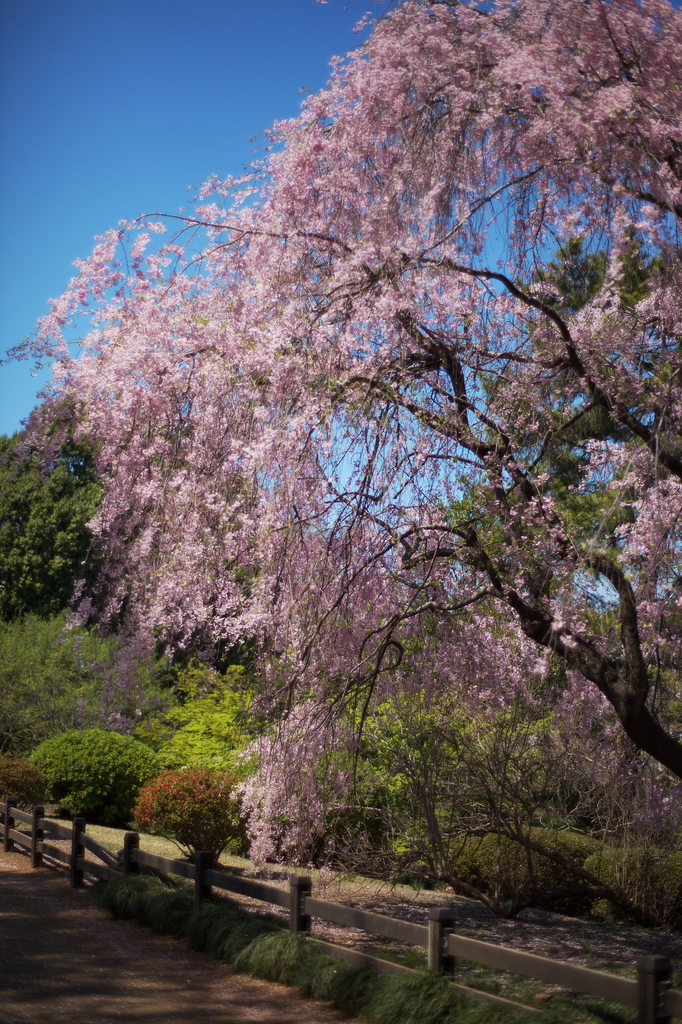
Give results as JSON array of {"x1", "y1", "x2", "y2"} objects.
[
  {"x1": 133, "y1": 767, "x2": 246, "y2": 860},
  {"x1": 30, "y1": 729, "x2": 160, "y2": 824},
  {"x1": 0, "y1": 756, "x2": 46, "y2": 809}
]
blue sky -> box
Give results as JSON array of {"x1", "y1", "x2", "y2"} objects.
[{"x1": 0, "y1": 0, "x2": 378, "y2": 436}]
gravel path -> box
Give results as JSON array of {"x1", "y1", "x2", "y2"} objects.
[{"x1": 0, "y1": 850, "x2": 358, "y2": 1024}]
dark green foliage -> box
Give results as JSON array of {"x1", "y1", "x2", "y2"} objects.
[
  {"x1": 616, "y1": 228, "x2": 656, "y2": 310},
  {"x1": 235, "y1": 934, "x2": 375, "y2": 1017},
  {"x1": 0, "y1": 756, "x2": 45, "y2": 807},
  {"x1": 534, "y1": 230, "x2": 655, "y2": 318},
  {"x1": 234, "y1": 931, "x2": 317, "y2": 983},
  {"x1": 585, "y1": 845, "x2": 682, "y2": 928},
  {"x1": 94, "y1": 872, "x2": 194, "y2": 935},
  {"x1": 536, "y1": 236, "x2": 607, "y2": 314},
  {"x1": 527, "y1": 234, "x2": 648, "y2": 523},
  {"x1": 327, "y1": 963, "x2": 379, "y2": 1016},
  {"x1": 298, "y1": 951, "x2": 365, "y2": 1005},
  {"x1": 31, "y1": 728, "x2": 160, "y2": 824},
  {"x1": 450, "y1": 829, "x2": 601, "y2": 914},
  {"x1": 190, "y1": 906, "x2": 373, "y2": 1011},
  {"x1": 0, "y1": 613, "x2": 120, "y2": 756},
  {"x1": 0, "y1": 433, "x2": 101, "y2": 620},
  {"x1": 366, "y1": 972, "x2": 466, "y2": 1024},
  {"x1": 187, "y1": 899, "x2": 280, "y2": 961}
]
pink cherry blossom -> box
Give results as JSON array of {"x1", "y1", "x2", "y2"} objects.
[{"x1": 18, "y1": 0, "x2": 682, "y2": 777}]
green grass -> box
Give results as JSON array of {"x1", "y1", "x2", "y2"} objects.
[
  {"x1": 95, "y1": 871, "x2": 194, "y2": 935},
  {"x1": 49, "y1": 818, "x2": 251, "y2": 869},
  {"x1": 188, "y1": 898, "x2": 282, "y2": 960}
]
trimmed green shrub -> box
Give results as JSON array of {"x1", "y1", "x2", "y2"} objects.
[
  {"x1": 0, "y1": 756, "x2": 45, "y2": 808},
  {"x1": 30, "y1": 728, "x2": 160, "y2": 824},
  {"x1": 132, "y1": 766, "x2": 246, "y2": 860},
  {"x1": 450, "y1": 828, "x2": 601, "y2": 914},
  {"x1": 585, "y1": 843, "x2": 682, "y2": 928}
]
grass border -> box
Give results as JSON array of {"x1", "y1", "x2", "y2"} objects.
[{"x1": 92, "y1": 873, "x2": 636, "y2": 1024}]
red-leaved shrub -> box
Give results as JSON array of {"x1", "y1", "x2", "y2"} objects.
[
  {"x1": 0, "y1": 757, "x2": 45, "y2": 809},
  {"x1": 133, "y1": 768, "x2": 245, "y2": 860}
]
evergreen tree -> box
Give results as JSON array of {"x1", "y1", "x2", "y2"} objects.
[{"x1": 0, "y1": 432, "x2": 101, "y2": 619}]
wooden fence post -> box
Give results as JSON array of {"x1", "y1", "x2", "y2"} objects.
[
  {"x1": 428, "y1": 907, "x2": 456, "y2": 974},
  {"x1": 31, "y1": 805, "x2": 44, "y2": 869},
  {"x1": 3, "y1": 796, "x2": 17, "y2": 853},
  {"x1": 194, "y1": 851, "x2": 213, "y2": 911},
  {"x1": 289, "y1": 874, "x2": 312, "y2": 934},
  {"x1": 123, "y1": 832, "x2": 140, "y2": 874},
  {"x1": 70, "y1": 817, "x2": 86, "y2": 888},
  {"x1": 638, "y1": 955, "x2": 671, "y2": 1024}
]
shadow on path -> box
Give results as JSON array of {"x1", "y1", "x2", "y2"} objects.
[{"x1": 0, "y1": 852, "x2": 354, "y2": 1024}]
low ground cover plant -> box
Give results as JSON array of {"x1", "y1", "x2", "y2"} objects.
[
  {"x1": 133, "y1": 766, "x2": 246, "y2": 860},
  {"x1": 94, "y1": 873, "x2": 624, "y2": 1023},
  {"x1": 30, "y1": 728, "x2": 160, "y2": 824}
]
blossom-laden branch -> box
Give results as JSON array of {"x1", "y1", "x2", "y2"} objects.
[{"x1": 19, "y1": 0, "x2": 682, "y2": 777}]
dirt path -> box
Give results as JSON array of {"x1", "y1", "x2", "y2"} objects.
[{"x1": 0, "y1": 851, "x2": 357, "y2": 1024}]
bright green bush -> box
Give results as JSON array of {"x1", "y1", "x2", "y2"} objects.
[
  {"x1": 138, "y1": 662, "x2": 252, "y2": 772},
  {"x1": 132, "y1": 766, "x2": 246, "y2": 860},
  {"x1": 30, "y1": 728, "x2": 160, "y2": 824},
  {"x1": 0, "y1": 756, "x2": 46, "y2": 808}
]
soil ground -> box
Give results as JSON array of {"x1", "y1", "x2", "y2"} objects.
[{"x1": 0, "y1": 849, "x2": 359, "y2": 1024}]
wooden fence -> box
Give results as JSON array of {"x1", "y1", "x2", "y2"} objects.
[{"x1": 2, "y1": 795, "x2": 679, "y2": 1023}]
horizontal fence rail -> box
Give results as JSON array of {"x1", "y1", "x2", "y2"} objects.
[
  {"x1": 205, "y1": 867, "x2": 292, "y2": 909},
  {"x1": 9, "y1": 807, "x2": 32, "y2": 826},
  {"x1": 133, "y1": 848, "x2": 195, "y2": 879},
  {"x1": 7, "y1": 827, "x2": 29, "y2": 846},
  {"x1": 42, "y1": 819, "x2": 75, "y2": 840},
  {"x1": 448, "y1": 933, "x2": 638, "y2": 1006},
  {"x1": 76, "y1": 856, "x2": 123, "y2": 882},
  {"x1": 305, "y1": 896, "x2": 429, "y2": 947},
  {"x1": 39, "y1": 841, "x2": 73, "y2": 867},
  {"x1": 1, "y1": 796, "x2": 679, "y2": 1023},
  {"x1": 307, "y1": 937, "x2": 415, "y2": 976}
]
